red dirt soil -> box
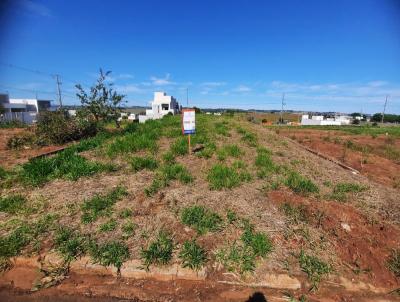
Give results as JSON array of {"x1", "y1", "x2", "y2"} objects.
[
  {"x1": 268, "y1": 189, "x2": 400, "y2": 289},
  {"x1": 278, "y1": 129, "x2": 400, "y2": 188},
  {"x1": 0, "y1": 128, "x2": 66, "y2": 169}
]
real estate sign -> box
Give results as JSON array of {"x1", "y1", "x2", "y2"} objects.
[{"x1": 182, "y1": 109, "x2": 196, "y2": 135}]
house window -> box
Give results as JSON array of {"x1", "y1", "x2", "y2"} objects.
[{"x1": 161, "y1": 104, "x2": 169, "y2": 111}]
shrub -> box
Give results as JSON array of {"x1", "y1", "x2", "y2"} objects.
[
  {"x1": 0, "y1": 195, "x2": 26, "y2": 214},
  {"x1": 89, "y1": 240, "x2": 130, "y2": 272},
  {"x1": 54, "y1": 226, "x2": 86, "y2": 263},
  {"x1": 21, "y1": 149, "x2": 115, "y2": 186},
  {"x1": 7, "y1": 132, "x2": 36, "y2": 149},
  {"x1": 141, "y1": 231, "x2": 174, "y2": 269},
  {"x1": 181, "y1": 205, "x2": 223, "y2": 235},
  {"x1": 131, "y1": 156, "x2": 158, "y2": 172},
  {"x1": 285, "y1": 171, "x2": 319, "y2": 195},
  {"x1": 207, "y1": 164, "x2": 250, "y2": 190},
  {"x1": 387, "y1": 249, "x2": 400, "y2": 277},
  {"x1": 81, "y1": 186, "x2": 128, "y2": 223},
  {"x1": 179, "y1": 239, "x2": 207, "y2": 270},
  {"x1": 298, "y1": 250, "x2": 331, "y2": 290},
  {"x1": 36, "y1": 110, "x2": 97, "y2": 145}
]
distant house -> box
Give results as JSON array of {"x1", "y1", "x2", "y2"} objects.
[
  {"x1": 301, "y1": 114, "x2": 351, "y2": 126},
  {"x1": 139, "y1": 92, "x2": 180, "y2": 123},
  {"x1": 0, "y1": 93, "x2": 52, "y2": 124}
]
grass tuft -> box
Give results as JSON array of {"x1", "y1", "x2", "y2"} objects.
[
  {"x1": 207, "y1": 164, "x2": 251, "y2": 190},
  {"x1": 179, "y1": 239, "x2": 207, "y2": 270},
  {"x1": 280, "y1": 202, "x2": 308, "y2": 224},
  {"x1": 0, "y1": 195, "x2": 26, "y2": 214},
  {"x1": 81, "y1": 186, "x2": 128, "y2": 223},
  {"x1": 54, "y1": 226, "x2": 86, "y2": 263},
  {"x1": 387, "y1": 249, "x2": 400, "y2": 277},
  {"x1": 131, "y1": 156, "x2": 158, "y2": 172},
  {"x1": 255, "y1": 147, "x2": 276, "y2": 178},
  {"x1": 181, "y1": 205, "x2": 223, "y2": 235},
  {"x1": 298, "y1": 250, "x2": 331, "y2": 290},
  {"x1": 89, "y1": 240, "x2": 130, "y2": 272},
  {"x1": 330, "y1": 182, "x2": 368, "y2": 202},
  {"x1": 285, "y1": 171, "x2": 319, "y2": 195},
  {"x1": 141, "y1": 230, "x2": 174, "y2": 269}
]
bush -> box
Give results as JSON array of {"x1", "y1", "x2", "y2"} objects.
[
  {"x1": 179, "y1": 239, "x2": 207, "y2": 270},
  {"x1": 0, "y1": 195, "x2": 26, "y2": 214},
  {"x1": 131, "y1": 156, "x2": 158, "y2": 172},
  {"x1": 285, "y1": 171, "x2": 319, "y2": 195},
  {"x1": 181, "y1": 205, "x2": 223, "y2": 235},
  {"x1": 36, "y1": 110, "x2": 98, "y2": 145},
  {"x1": 6, "y1": 132, "x2": 36, "y2": 149},
  {"x1": 21, "y1": 149, "x2": 115, "y2": 186},
  {"x1": 81, "y1": 186, "x2": 128, "y2": 223},
  {"x1": 141, "y1": 231, "x2": 174, "y2": 269}
]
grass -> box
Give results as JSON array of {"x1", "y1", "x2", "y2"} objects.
[
  {"x1": 241, "y1": 224, "x2": 273, "y2": 257},
  {"x1": 81, "y1": 186, "x2": 128, "y2": 223},
  {"x1": 181, "y1": 205, "x2": 223, "y2": 235},
  {"x1": 207, "y1": 163, "x2": 251, "y2": 190},
  {"x1": 281, "y1": 202, "x2": 308, "y2": 224},
  {"x1": 255, "y1": 147, "x2": 276, "y2": 178},
  {"x1": 216, "y1": 243, "x2": 257, "y2": 274},
  {"x1": 122, "y1": 221, "x2": 136, "y2": 237},
  {"x1": 0, "y1": 224, "x2": 31, "y2": 259},
  {"x1": 0, "y1": 166, "x2": 9, "y2": 180},
  {"x1": 217, "y1": 144, "x2": 243, "y2": 161},
  {"x1": 119, "y1": 208, "x2": 132, "y2": 219},
  {"x1": 179, "y1": 239, "x2": 207, "y2": 270},
  {"x1": 215, "y1": 121, "x2": 231, "y2": 136},
  {"x1": 237, "y1": 127, "x2": 258, "y2": 147},
  {"x1": 170, "y1": 136, "x2": 189, "y2": 157},
  {"x1": 54, "y1": 226, "x2": 86, "y2": 263},
  {"x1": 141, "y1": 230, "x2": 174, "y2": 269},
  {"x1": 130, "y1": 156, "x2": 158, "y2": 172},
  {"x1": 89, "y1": 240, "x2": 130, "y2": 272},
  {"x1": 98, "y1": 219, "x2": 117, "y2": 232},
  {"x1": 21, "y1": 149, "x2": 115, "y2": 186},
  {"x1": 387, "y1": 249, "x2": 400, "y2": 277},
  {"x1": 298, "y1": 250, "x2": 331, "y2": 290},
  {"x1": 285, "y1": 171, "x2": 319, "y2": 195},
  {"x1": 0, "y1": 195, "x2": 26, "y2": 214},
  {"x1": 145, "y1": 163, "x2": 193, "y2": 196},
  {"x1": 330, "y1": 182, "x2": 367, "y2": 202}
]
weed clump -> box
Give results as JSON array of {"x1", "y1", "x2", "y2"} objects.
[
  {"x1": 130, "y1": 156, "x2": 158, "y2": 172},
  {"x1": 298, "y1": 250, "x2": 331, "y2": 290},
  {"x1": 0, "y1": 195, "x2": 26, "y2": 214},
  {"x1": 387, "y1": 249, "x2": 400, "y2": 277},
  {"x1": 330, "y1": 182, "x2": 367, "y2": 202},
  {"x1": 81, "y1": 186, "x2": 128, "y2": 223},
  {"x1": 145, "y1": 163, "x2": 193, "y2": 196},
  {"x1": 141, "y1": 231, "x2": 174, "y2": 269},
  {"x1": 98, "y1": 219, "x2": 117, "y2": 232},
  {"x1": 179, "y1": 239, "x2": 207, "y2": 270},
  {"x1": 217, "y1": 144, "x2": 243, "y2": 161},
  {"x1": 21, "y1": 149, "x2": 115, "y2": 186},
  {"x1": 181, "y1": 205, "x2": 223, "y2": 235},
  {"x1": 89, "y1": 240, "x2": 130, "y2": 272},
  {"x1": 207, "y1": 164, "x2": 251, "y2": 190},
  {"x1": 255, "y1": 147, "x2": 276, "y2": 178},
  {"x1": 285, "y1": 171, "x2": 319, "y2": 195},
  {"x1": 54, "y1": 226, "x2": 87, "y2": 263},
  {"x1": 0, "y1": 224, "x2": 31, "y2": 259},
  {"x1": 237, "y1": 127, "x2": 258, "y2": 147},
  {"x1": 241, "y1": 225, "x2": 273, "y2": 257}
]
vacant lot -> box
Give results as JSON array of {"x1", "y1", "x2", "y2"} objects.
[
  {"x1": 0, "y1": 115, "x2": 399, "y2": 301},
  {"x1": 274, "y1": 125, "x2": 400, "y2": 189}
]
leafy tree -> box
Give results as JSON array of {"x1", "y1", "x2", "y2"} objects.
[{"x1": 76, "y1": 69, "x2": 126, "y2": 127}]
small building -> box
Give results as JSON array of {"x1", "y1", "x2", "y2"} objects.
[
  {"x1": 301, "y1": 115, "x2": 343, "y2": 126},
  {"x1": 139, "y1": 92, "x2": 180, "y2": 123},
  {"x1": 0, "y1": 93, "x2": 52, "y2": 124}
]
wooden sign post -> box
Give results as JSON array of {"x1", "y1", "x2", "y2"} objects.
[{"x1": 182, "y1": 109, "x2": 196, "y2": 154}]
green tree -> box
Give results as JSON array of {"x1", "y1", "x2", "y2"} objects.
[{"x1": 76, "y1": 69, "x2": 126, "y2": 127}]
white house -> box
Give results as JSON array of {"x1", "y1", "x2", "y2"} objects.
[
  {"x1": 301, "y1": 114, "x2": 351, "y2": 126},
  {"x1": 0, "y1": 94, "x2": 52, "y2": 124},
  {"x1": 139, "y1": 92, "x2": 180, "y2": 123}
]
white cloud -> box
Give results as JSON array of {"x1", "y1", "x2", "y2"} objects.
[
  {"x1": 200, "y1": 81, "x2": 226, "y2": 87},
  {"x1": 233, "y1": 85, "x2": 252, "y2": 92},
  {"x1": 150, "y1": 73, "x2": 175, "y2": 86},
  {"x1": 114, "y1": 84, "x2": 144, "y2": 94}
]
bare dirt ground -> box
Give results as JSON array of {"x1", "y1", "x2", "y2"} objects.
[
  {"x1": 276, "y1": 128, "x2": 400, "y2": 188},
  {"x1": 1, "y1": 118, "x2": 399, "y2": 301},
  {"x1": 0, "y1": 128, "x2": 66, "y2": 169}
]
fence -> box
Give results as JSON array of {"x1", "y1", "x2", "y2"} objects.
[{"x1": 0, "y1": 112, "x2": 38, "y2": 124}]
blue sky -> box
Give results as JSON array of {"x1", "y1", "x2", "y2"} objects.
[{"x1": 0, "y1": 0, "x2": 399, "y2": 113}]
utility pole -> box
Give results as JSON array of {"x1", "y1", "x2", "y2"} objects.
[
  {"x1": 280, "y1": 93, "x2": 285, "y2": 124},
  {"x1": 55, "y1": 74, "x2": 63, "y2": 108},
  {"x1": 381, "y1": 95, "x2": 388, "y2": 124}
]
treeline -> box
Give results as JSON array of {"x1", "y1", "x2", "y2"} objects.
[{"x1": 371, "y1": 113, "x2": 400, "y2": 123}]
